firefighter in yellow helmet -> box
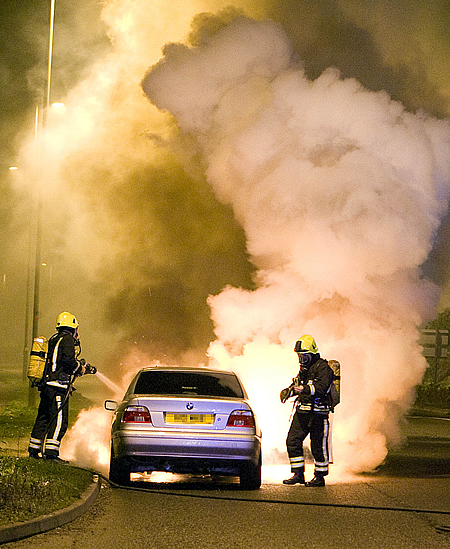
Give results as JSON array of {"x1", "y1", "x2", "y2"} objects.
[
  {"x1": 280, "y1": 335, "x2": 334, "y2": 487},
  {"x1": 28, "y1": 312, "x2": 93, "y2": 461}
]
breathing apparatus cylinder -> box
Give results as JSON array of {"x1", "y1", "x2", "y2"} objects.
[
  {"x1": 328, "y1": 359, "x2": 341, "y2": 410},
  {"x1": 28, "y1": 337, "x2": 48, "y2": 385},
  {"x1": 328, "y1": 360, "x2": 340, "y2": 393}
]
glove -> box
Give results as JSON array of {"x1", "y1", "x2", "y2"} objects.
[
  {"x1": 74, "y1": 359, "x2": 85, "y2": 377},
  {"x1": 280, "y1": 387, "x2": 291, "y2": 403}
]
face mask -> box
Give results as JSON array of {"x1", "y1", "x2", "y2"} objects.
[{"x1": 298, "y1": 353, "x2": 312, "y2": 366}]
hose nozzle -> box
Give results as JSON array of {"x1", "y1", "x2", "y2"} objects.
[{"x1": 84, "y1": 364, "x2": 97, "y2": 375}]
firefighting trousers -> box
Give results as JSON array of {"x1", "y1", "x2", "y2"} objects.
[
  {"x1": 286, "y1": 410, "x2": 330, "y2": 476},
  {"x1": 28, "y1": 385, "x2": 69, "y2": 457}
]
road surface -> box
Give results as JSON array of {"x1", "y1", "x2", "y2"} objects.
[{"x1": 4, "y1": 415, "x2": 449, "y2": 549}]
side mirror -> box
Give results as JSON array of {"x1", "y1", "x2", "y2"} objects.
[{"x1": 104, "y1": 400, "x2": 118, "y2": 411}]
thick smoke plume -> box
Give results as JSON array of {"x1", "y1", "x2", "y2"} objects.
[
  {"x1": 4, "y1": 1, "x2": 450, "y2": 475},
  {"x1": 142, "y1": 14, "x2": 450, "y2": 472}
]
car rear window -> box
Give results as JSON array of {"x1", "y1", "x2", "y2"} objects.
[{"x1": 133, "y1": 371, "x2": 244, "y2": 398}]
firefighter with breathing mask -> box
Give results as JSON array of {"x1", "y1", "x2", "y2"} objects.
[
  {"x1": 280, "y1": 334, "x2": 334, "y2": 486},
  {"x1": 28, "y1": 312, "x2": 94, "y2": 461}
]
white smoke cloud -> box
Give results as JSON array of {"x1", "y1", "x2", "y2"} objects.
[
  {"x1": 9, "y1": 1, "x2": 450, "y2": 477},
  {"x1": 61, "y1": 407, "x2": 112, "y2": 475},
  {"x1": 142, "y1": 14, "x2": 450, "y2": 473}
]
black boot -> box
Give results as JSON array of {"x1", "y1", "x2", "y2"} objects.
[
  {"x1": 283, "y1": 471, "x2": 305, "y2": 485},
  {"x1": 44, "y1": 455, "x2": 68, "y2": 464},
  {"x1": 305, "y1": 475, "x2": 325, "y2": 487}
]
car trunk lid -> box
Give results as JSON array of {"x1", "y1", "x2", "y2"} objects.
[{"x1": 133, "y1": 396, "x2": 250, "y2": 430}]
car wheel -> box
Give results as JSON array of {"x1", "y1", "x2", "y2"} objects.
[
  {"x1": 239, "y1": 455, "x2": 262, "y2": 490},
  {"x1": 109, "y1": 448, "x2": 131, "y2": 486}
]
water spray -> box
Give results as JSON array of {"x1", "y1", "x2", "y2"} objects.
[
  {"x1": 95, "y1": 371, "x2": 124, "y2": 396},
  {"x1": 79, "y1": 359, "x2": 124, "y2": 396},
  {"x1": 74, "y1": 356, "x2": 124, "y2": 399}
]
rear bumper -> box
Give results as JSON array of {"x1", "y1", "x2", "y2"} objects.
[{"x1": 111, "y1": 430, "x2": 261, "y2": 474}]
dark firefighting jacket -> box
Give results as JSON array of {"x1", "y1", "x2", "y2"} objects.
[
  {"x1": 295, "y1": 356, "x2": 334, "y2": 414},
  {"x1": 44, "y1": 329, "x2": 80, "y2": 390}
]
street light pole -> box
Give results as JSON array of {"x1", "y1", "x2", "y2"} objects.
[
  {"x1": 22, "y1": 107, "x2": 41, "y2": 384},
  {"x1": 31, "y1": 0, "x2": 55, "y2": 343},
  {"x1": 27, "y1": 0, "x2": 56, "y2": 406},
  {"x1": 45, "y1": 0, "x2": 55, "y2": 113}
]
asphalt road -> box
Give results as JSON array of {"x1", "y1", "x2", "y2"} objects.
[
  {"x1": 4, "y1": 469, "x2": 449, "y2": 549},
  {"x1": 4, "y1": 415, "x2": 450, "y2": 549}
]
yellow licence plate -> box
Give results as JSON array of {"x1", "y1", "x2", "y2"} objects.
[{"x1": 165, "y1": 413, "x2": 215, "y2": 425}]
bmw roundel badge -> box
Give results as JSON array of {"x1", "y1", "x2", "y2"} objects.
[{"x1": 186, "y1": 402, "x2": 194, "y2": 410}]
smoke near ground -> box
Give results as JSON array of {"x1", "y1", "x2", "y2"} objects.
[
  {"x1": 142, "y1": 13, "x2": 450, "y2": 471},
  {"x1": 2, "y1": 1, "x2": 450, "y2": 474}
]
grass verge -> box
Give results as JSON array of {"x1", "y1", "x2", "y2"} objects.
[
  {"x1": 0, "y1": 367, "x2": 97, "y2": 527},
  {"x1": 0, "y1": 457, "x2": 93, "y2": 526}
]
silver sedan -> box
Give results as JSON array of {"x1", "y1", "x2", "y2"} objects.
[{"x1": 105, "y1": 366, "x2": 262, "y2": 489}]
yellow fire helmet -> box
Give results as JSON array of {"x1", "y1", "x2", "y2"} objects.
[
  {"x1": 56, "y1": 311, "x2": 79, "y2": 330},
  {"x1": 294, "y1": 334, "x2": 319, "y2": 354}
]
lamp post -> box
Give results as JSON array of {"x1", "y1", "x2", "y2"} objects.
[
  {"x1": 32, "y1": 0, "x2": 55, "y2": 341},
  {"x1": 21, "y1": 108, "x2": 39, "y2": 383},
  {"x1": 25, "y1": 0, "x2": 56, "y2": 406}
]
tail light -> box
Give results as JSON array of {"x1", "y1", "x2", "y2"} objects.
[
  {"x1": 122, "y1": 406, "x2": 152, "y2": 423},
  {"x1": 227, "y1": 409, "x2": 255, "y2": 428}
]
